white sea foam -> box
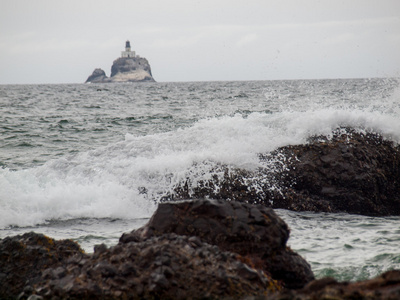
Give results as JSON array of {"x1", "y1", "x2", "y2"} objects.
[
  {"x1": 0, "y1": 167, "x2": 155, "y2": 228},
  {"x1": 1, "y1": 105, "x2": 399, "y2": 228}
]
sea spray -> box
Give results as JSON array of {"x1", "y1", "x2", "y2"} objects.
[
  {"x1": 1, "y1": 78, "x2": 399, "y2": 282},
  {"x1": 2, "y1": 106, "x2": 400, "y2": 228}
]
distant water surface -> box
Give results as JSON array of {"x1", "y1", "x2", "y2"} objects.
[{"x1": 0, "y1": 79, "x2": 399, "y2": 281}]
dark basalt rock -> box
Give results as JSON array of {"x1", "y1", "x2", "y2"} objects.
[
  {"x1": 85, "y1": 68, "x2": 108, "y2": 83},
  {"x1": 273, "y1": 128, "x2": 400, "y2": 216},
  {"x1": 1, "y1": 200, "x2": 311, "y2": 299},
  {"x1": 2, "y1": 200, "x2": 400, "y2": 299},
  {"x1": 120, "y1": 199, "x2": 315, "y2": 289},
  {"x1": 168, "y1": 128, "x2": 400, "y2": 216},
  {"x1": 32, "y1": 234, "x2": 280, "y2": 299},
  {"x1": 0, "y1": 232, "x2": 85, "y2": 299}
]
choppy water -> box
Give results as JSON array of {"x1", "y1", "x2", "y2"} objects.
[{"x1": 1, "y1": 79, "x2": 399, "y2": 281}]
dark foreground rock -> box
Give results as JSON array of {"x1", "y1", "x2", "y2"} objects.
[
  {"x1": 120, "y1": 199, "x2": 314, "y2": 290},
  {"x1": 2, "y1": 199, "x2": 308, "y2": 299},
  {"x1": 32, "y1": 234, "x2": 280, "y2": 299},
  {"x1": 2, "y1": 199, "x2": 400, "y2": 299},
  {"x1": 0, "y1": 232, "x2": 85, "y2": 299},
  {"x1": 168, "y1": 128, "x2": 400, "y2": 216}
]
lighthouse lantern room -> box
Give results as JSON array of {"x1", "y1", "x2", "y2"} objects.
[{"x1": 121, "y1": 40, "x2": 136, "y2": 58}]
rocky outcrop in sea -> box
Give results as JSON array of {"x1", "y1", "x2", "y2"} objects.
[
  {"x1": 2, "y1": 199, "x2": 310, "y2": 299},
  {"x1": 2, "y1": 128, "x2": 400, "y2": 299},
  {"x1": 2, "y1": 198, "x2": 400, "y2": 299},
  {"x1": 85, "y1": 56, "x2": 155, "y2": 83},
  {"x1": 120, "y1": 199, "x2": 314, "y2": 290},
  {"x1": 167, "y1": 127, "x2": 400, "y2": 216}
]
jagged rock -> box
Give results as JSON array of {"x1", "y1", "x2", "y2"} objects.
[
  {"x1": 168, "y1": 128, "x2": 400, "y2": 216},
  {"x1": 86, "y1": 57, "x2": 155, "y2": 83},
  {"x1": 0, "y1": 232, "x2": 85, "y2": 299},
  {"x1": 1, "y1": 200, "x2": 312, "y2": 299},
  {"x1": 85, "y1": 68, "x2": 108, "y2": 83},
  {"x1": 32, "y1": 233, "x2": 280, "y2": 299},
  {"x1": 120, "y1": 199, "x2": 314, "y2": 289},
  {"x1": 273, "y1": 128, "x2": 400, "y2": 216},
  {"x1": 2, "y1": 200, "x2": 400, "y2": 299},
  {"x1": 111, "y1": 57, "x2": 153, "y2": 79}
]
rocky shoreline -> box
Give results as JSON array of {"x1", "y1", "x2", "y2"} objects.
[
  {"x1": 1, "y1": 128, "x2": 400, "y2": 299},
  {"x1": 1, "y1": 199, "x2": 400, "y2": 299}
]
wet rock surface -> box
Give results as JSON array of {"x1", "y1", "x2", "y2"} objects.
[
  {"x1": 169, "y1": 128, "x2": 400, "y2": 216},
  {"x1": 0, "y1": 232, "x2": 85, "y2": 299},
  {"x1": 1, "y1": 199, "x2": 400, "y2": 299},
  {"x1": 5, "y1": 199, "x2": 295, "y2": 299},
  {"x1": 121, "y1": 199, "x2": 314, "y2": 289},
  {"x1": 274, "y1": 128, "x2": 400, "y2": 216},
  {"x1": 30, "y1": 199, "x2": 309, "y2": 298},
  {"x1": 32, "y1": 234, "x2": 280, "y2": 299}
]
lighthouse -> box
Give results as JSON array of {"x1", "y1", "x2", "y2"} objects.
[{"x1": 121, "y1": 40, "x2": 136, "y2": 58}]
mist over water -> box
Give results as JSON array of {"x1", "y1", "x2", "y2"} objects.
[{"x1": 0, "y1": 78, "x2": 399, "y2": 281}]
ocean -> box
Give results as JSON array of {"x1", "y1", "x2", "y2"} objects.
[{"x1": 1, "y1": 78, "x2": 399, "y2": 282}]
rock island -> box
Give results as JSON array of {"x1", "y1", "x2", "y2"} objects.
[{"x1": 85, "y1": 40, "x2": 155, "y2": 83}]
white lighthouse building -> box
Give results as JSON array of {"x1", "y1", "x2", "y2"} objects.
[{"x1": 121, "y1": 40, "x2": 136, "y2": 58}]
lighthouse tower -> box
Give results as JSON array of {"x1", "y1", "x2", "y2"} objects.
[{"x1": 121, "y1": 40, "x2": 136, "y2": 58}]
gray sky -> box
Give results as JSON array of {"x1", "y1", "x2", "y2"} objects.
[{"x1": 1, "y1": 0, "x2": 399, "y2": 84}]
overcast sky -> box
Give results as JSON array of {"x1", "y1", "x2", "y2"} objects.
[{"x1": 1, "y1": 0, "x2": 399, "y2": 84}]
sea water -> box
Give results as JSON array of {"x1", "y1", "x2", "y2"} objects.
[{"x1": 0, "y1": 79, "x2": 399, "y2": 282}]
